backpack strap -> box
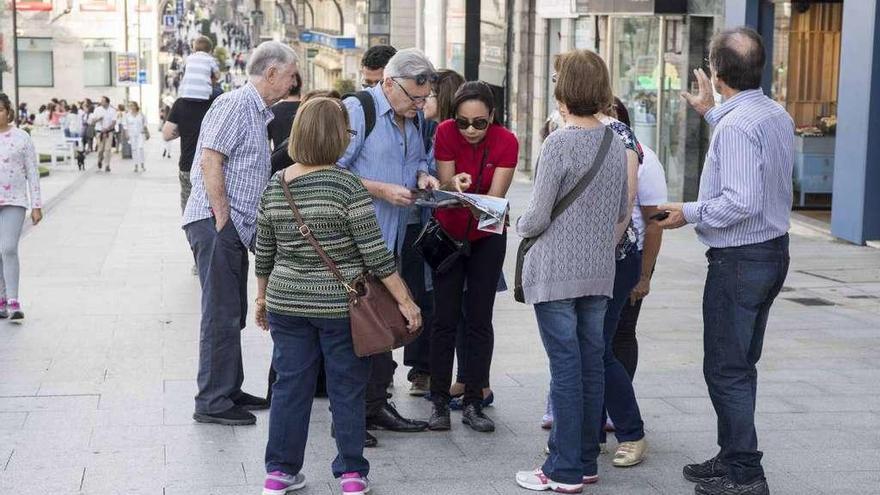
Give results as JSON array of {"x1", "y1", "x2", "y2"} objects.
[{"x1": 343, "y1": 91, "x2": 376, "y2": 139}]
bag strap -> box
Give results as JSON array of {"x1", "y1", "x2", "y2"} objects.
[
  {"x1": 278, "y1": 175, "x2": 357, "y2": 295},
  {"x1": 460, "y1": 147, "x2": 489, "y2": 243},
  {"x1": 549, "y1": 126, "x2": 614, "y2": 222}
]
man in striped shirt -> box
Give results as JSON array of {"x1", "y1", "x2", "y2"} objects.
[{"x1": 659, "y1": 27, "x2": 793, "y2": 495}]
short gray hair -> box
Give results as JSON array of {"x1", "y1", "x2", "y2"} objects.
[
  {"x1": 383, "y1": 48, "x2": 436, "y2": 81},
  {"x1": 247, "y1": 41, "x2": 299, "y2": 77}
]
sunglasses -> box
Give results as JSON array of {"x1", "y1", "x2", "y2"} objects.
[
  {"x1": 455, "y1": 117, "x2": 490, "y2": 131},
  {"x1": 391, "y1": 78, "x2": 431, "y2": 104}
]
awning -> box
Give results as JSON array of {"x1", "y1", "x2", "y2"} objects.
[{"x1": 313, "y1": 53, "x2": 342, "y2": 71}]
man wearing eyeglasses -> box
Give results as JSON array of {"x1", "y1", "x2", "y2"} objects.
[
  {"x1": 360, "y1": 45, "x2": 397, "y2": 89},
  {"x1": 339, "y1": 47, "x2": 441, "y2": 444}
]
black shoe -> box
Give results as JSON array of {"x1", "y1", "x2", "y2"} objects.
[
  {"x1": 695, "y1": 475, "x2": 769, "y2": 495},
  {"x1": 331, "y1": 423, "x2": 378, "y2": 448},
  {"x1": 428, "y1": 402, "x2": 451, "y2": 431},
  {"x1": 366, "y1": 402, "x2": 428, "y2": 432},
  {"x1": 461, "y1": 403, "x2": 495, "y2": 433},
  {"x1": 684, "y1": 456, "x2": 728, "y2": 483},
  {"x1": 193, "y1": 405, "x2": 256, "y2": 426},
  {"x1": 233, "y1": 392, "x2": 269, "y2": 411}
]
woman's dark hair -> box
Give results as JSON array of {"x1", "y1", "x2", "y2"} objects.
[
  {"x1": 361, "y1": 45, "x2": 398, "y2": 70},
  {"x1": 452, "y1": 81, "x2": 497, "y2": 123},
  {"x1": 432, "y1": 69, "x2": 465, "y2": 122},
  {"x1": 709, "y1": 27, "x2": 765, "y2": 91},
  {"x1": 0, "y1": 93, "x2": 12, "y2": 123},
  {"x1": 39, "y1": 105, "x2": 47, "y2": 113},
  {"x1": 613, "y1": 97, "x2": 631, "y2": 127}
]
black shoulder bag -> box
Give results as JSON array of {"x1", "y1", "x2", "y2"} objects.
[
  {"x1": 514, "y1": 127, "x2": 614, "y2": 303},
  {"x1": 413, "y1": 147, "x2": 489, "y2": 274}
]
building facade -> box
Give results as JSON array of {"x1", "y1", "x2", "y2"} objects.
[{"x1": 1, "y1": 0, "x2": 160, "y2": 120}]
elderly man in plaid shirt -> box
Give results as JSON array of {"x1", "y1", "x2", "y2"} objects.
[{"x1": 183, "y1": 41, "x2": 299, "y2": 426}]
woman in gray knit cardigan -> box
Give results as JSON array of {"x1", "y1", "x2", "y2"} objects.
[{"x1": 514, "y1": 50, "x2": 629, "y2": 493}]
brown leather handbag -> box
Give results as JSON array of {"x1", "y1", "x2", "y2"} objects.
[{"x1": 279, "y1": 176, "x2": 421, "y2": 357}]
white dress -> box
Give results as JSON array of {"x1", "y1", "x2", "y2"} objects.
[{"x1": 124, "y1": 113, "x2": 148, "y2": 165}]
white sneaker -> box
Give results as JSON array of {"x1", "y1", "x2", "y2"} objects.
[{"x1": 515, "y1": 469, "x2": 583, "y2": 493}]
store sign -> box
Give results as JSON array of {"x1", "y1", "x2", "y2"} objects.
[
  {"x1": 299, "y1": 31, "x2": 356, "y2": 50},
  {"x1": 537, "y1": 0, "x2": 577, "y2": 18},
  {"x1": 137, "y1": 70, "x2": 147, "y2": 85},
  {"x1": 163, "y1": 14, "x2": 177, "y2": 31},
  {"x1": 575, "y1": 0, "x2": 686, "y2": 14},
  {"x1": 116, "y1": 52, "x2": 139, "y2": 87}
]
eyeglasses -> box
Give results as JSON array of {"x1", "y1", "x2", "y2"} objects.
[
  {"x1": 391, "y1": 78, "x2": 431, "y2": 104},
  {"x1": 454, "y1": 117, "x2": 490, "y2": 131},
  {"x1": 551, "y1": 72, "x2": 558, "y2": 84},
  {"x1": 347, "y1": 129, "x2": 358, "y2": 137}
]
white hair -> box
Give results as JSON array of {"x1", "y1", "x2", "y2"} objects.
[
  {"x1": 383, "y1": 48, "x2": 436, "y2": 81},
  {"x1": 247, "y1": 41, "x2": 299, "y2": 77}
]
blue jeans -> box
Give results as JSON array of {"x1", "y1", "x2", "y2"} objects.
[
  {"x1": 265, "y1": 312, "x2": 370, "y2": 479},
  {"x1": 703, "y1": 235, "x2": 789, "y2": 484},
  {"x1": 601, "y1": 250, "x2": 645, "y2": 443},
  {"x1": 535, "y1": 296, "x2": 607, "y2": 484}
]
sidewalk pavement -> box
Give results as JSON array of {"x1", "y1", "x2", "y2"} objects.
[{"x1": 1, "y1": 138, "x2": 878, "y2": 495}]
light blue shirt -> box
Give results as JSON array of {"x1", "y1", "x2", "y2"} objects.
[
  {"x1": 682, "y1": 89, "x2": 794, "y2": 249},
  {"x1": 338, "y1": 84, "x2": 429, "y2": 254}
]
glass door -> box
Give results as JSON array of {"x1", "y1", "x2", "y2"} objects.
[{"x1": 610, "y1": 16, "x2": 660, "y2": 151}]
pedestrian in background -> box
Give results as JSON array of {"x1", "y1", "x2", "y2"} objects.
[
  {"x1": 255, "y1": 96, "x2": 421, "y2": 495},
  {"x1": 182, "y1": 41, "x2": 299, "y2": 426},
  {"x1": 360, "y1": 45, "x2": 397, "y2": 89},
  {"x1": 427, "y1": 81, "x2": 518, "y2": 434},
  {"x1": 89, "y1": 96, "x2": 116, "y2": 171},
  {"x1": 123, "y1": 101, "x2": 149, "y2": 173},
  {"x1": 338, "y1": 48, "x2": 440, "y2": 444},
  {"x1": 513, "y1": 50, "x2": 628, "y2": 493},
  {"x1": 178, "y1": 36, "x2": 221, "y2": 102},
  {"x1": 593, "y1": 100, "x2": 649, "y2": 468},
  {"x1": 659, "y1": 27, "x2": 793, "y2": 495},
  {"x1": 612, "y1": 97, "x2": 667, "y2": 379},
  {"x1": 0, "y1": 93, "x2": 43, "y2": 323},
  {"x1": 267, "y1": 71, "x2": 303, "y2": 153}
]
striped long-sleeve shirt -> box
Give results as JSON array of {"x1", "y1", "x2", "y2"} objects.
[
  {"x1": 255, "y1": 169, "x2": 397, "y2": 319},
  {"x1": 682, "y1": 89, "x2": 794, "y2": 248}
]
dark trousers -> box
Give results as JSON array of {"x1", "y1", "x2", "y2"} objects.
[
  {"x1": 265, "y1": 312, "x2": 370, "y2": 478},
  {"x1": 613, "y1": 298, "x2": 642, "y2": 379},
  {"x1": 703, "y1": 235, "x2": 789, "y2": 484},
  {"x1": 430, "y1": 232, "x2": 506, "y2": 405},
  {"x1": 185, "y1": 219, "x2": 248, "y2": 414},
  {"x1": 613, "y1": 255, "x2": 649, "y2": 380},
  {"x1": 600, "y1": 250, "x2": 645, "y2": 443},
  {"x1": 365, "y1": 352, "x2": 396, "y2": 416},
  {"x1": 401, "y1": 224, "x2": 434, "y2": 378}
]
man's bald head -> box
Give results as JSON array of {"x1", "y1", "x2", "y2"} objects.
[{"x1": 709, "y1": 27, "x2": 765, "y2": 91}]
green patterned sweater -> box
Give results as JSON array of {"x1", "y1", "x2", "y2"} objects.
[{"x1": 255, "y1": 168, "x2": 397, "y2": 318}]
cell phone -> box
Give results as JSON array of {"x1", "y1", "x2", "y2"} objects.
[{"x1": 649, "y1": 211, "x2": 670, "y2": 222}]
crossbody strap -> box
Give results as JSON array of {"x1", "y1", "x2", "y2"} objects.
[
  {"x1": 549, "y1": 126, "x2": 614, "y2": 221},
  {"x1": 279, "y1": 175, "x2": 356, "y2": 294},
  {"x1": 461, "y1": 147, "x2": 489, "y2": 240}
]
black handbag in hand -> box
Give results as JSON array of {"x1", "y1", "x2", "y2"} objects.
[{"x1": 414, "y1": 148, "x2": 488, "y2": 274}]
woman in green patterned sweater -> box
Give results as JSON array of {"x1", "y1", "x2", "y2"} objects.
[{"x1": 254, "y1": 97, "x2": 421, "y2": 495}]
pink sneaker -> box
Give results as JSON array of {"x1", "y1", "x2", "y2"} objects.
[
  {"x1": 582, "y1": 474, "x2": 598, "y2": 484},
  {"x1": 515, "y1": 469, "x2": 583, "y2": 493},
  {"x1": 262, "y1": 471, "x2": 305, "y2": 495},
  {"x1": 339, "y1": 472, "x2": 370, "y2": 495},
  {"x1": 7, "y1": 299, "x2": 23, "y2": 322}
]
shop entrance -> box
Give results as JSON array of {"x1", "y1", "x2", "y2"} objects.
[{"x1": 770, "y1": 1, "x2": 843, "y2": 226}]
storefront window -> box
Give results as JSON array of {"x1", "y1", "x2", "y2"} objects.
[
  {"x1": 17, "y1": 38, "x2": 53, "y2": 87},
  {"x1": 611, "y1": 17, "x2": 660, "y2": 151},
  {"x1": 446, "y1": 0, "x2": 466, "y2": 76},
  {"x1": 83, "y1": 39, "x2": 115, "y2": 87},
  {"x1": 658, "y1": 18, "x2": 686, "y2": 174},
  {"x1": 479, "y1": 0, "x2": 507, "y2": 87}
]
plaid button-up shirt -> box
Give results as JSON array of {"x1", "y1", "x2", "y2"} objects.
[{"x1": 183, "y1": 82, "x2": 274, "y2": 249}]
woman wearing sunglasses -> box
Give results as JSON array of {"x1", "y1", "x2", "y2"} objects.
[{"x1": 427, "y1": 81, "x2": 519, "y2": 433}]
